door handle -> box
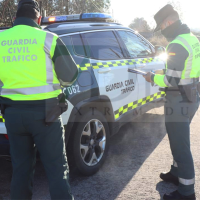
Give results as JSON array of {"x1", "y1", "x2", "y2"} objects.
[
  {"x1": 137, "y1": 65, "x2": 146, "y2": 69},
  {"x1": 98, "y1": 68, "x2": 111, "y2": 74}
]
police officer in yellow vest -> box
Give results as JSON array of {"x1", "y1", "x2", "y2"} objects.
[
  {"x1": 0, "y1": 0, "x2": 78, "y2": 199},
  {"x1": 144, "y1": 5, "x2": 200, "y2": 200}
]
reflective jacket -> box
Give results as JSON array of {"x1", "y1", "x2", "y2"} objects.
[{"x1": 154, "y1": 33, "x2": 200, "y2": 87}]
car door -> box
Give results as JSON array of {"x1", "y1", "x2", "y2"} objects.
[
  {"x1": 81, "y1": 30, "x2": 138, "y2": 120},
  {"x1": 117, "y1": 30, "x2": 166, "y2": 103}
]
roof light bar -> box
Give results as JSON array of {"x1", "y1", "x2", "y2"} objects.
[
  {"x1": 49, "y1": 17, "x2": 56, "y2": 22},
  {"x1": 81, "y1": 13, "x2": 112, "y2": 20},
  {"x1": 41, "y1": 13, "x2": 113, "y2": 25}
]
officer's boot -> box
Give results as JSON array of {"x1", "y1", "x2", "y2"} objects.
[
  {"x1": 160, "y1": 171, "x2": 179, "y2": 185},
  {"x1": 163, "y1": 190, "x2": 196, "y2": 200}
]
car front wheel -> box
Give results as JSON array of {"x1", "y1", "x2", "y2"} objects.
[{"x1": 69, "y1": 111, "x2": 110, "y2": 176}]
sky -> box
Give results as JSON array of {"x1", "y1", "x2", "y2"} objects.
[{"x1": 110, "y1": 0, "x2": 200, "y2": 31}]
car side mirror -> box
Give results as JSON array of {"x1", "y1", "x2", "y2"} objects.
[{"x1": 155, "y1": 45, "x2": 166, "y2": 56}]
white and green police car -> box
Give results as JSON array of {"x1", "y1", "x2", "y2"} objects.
[{"x1": 0, "y1": 13, "x2": 166, "y2": 175}]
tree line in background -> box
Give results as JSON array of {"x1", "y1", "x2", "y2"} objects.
[
  {"x1": 128, "y1": 1, "x2": 200, "y2": 47},
  {"x1": 0, "y1": 0, "x2": 110, "y2": 27},
  {"x1": 128, "y1": 0, "x2": 183, "y2": 33},
  {"x1": 0, "y1": 0, "x2": 199, "y2": 46}
]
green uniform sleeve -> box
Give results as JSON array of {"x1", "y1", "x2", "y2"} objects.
[{"x1": 52, "y1": 38, "x2": 78, "y2": 87}]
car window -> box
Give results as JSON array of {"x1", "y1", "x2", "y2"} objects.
[
  {"x1": 71, "y1": 34, "x2": 86, "y2": 57},
  {"x1": 60, "y1": 36, "x2": 75, "y2": 55},
  {"x1": 83, "y1": 31, "x2": 124, "y2": 60},
  {"x1": 118, "y1": 31, "x2": 153, "y2": 58}
]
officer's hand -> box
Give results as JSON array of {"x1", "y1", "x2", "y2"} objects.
[{"x1": 143, "y1": 72, "x2": 153, "y2": 83}]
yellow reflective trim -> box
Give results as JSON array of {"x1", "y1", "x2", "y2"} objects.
[
  {"x1": 114, "y1": 92, "x2": 165, "y2": 119},
  {"x1": 80, "y1": 67, "x2": 88, "y2": 71},
  {"x1": 132, "y1": 104, "x2": 137, "y2": 109},
  {"x1": 128, "y1": 102, "x2": 133, "y2": 107},
  {"x1": 146, "y1": 96, "x2": 151, "y2": 100},
  {"x1": 115, "y1": 113, "x2": 119, "y2": 119},
  {"x1": 119, "y1": 107, "x2": 123, "y2": 112},
  {"x1": 0, "y1": 116, "x2": 5, "y2": 122},
  {"x1": 92, "y1": 66, "x2": 99, "y2": 69},
  {"x1": 142, "y1": 101, "x2": 146, "y2": 105},
  {"x1": 77, "y1": 57, "x2": 158, "y2": 71},
  {"x1": 138, "y1": 99, "x2": 143, "y2": 103},
  {"x1": 123, "y1": 108, "x2": 128, "y2": 114}
]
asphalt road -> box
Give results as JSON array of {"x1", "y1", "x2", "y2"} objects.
[{"x1": 0, "y1": 107, "x2": 200, "y2": 200}]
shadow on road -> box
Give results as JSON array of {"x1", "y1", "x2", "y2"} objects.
[
  {"x1": 69, "y1": 112, "x2": 167, "y2": 200},
  {"x1": 156, "y1": 181, "x2": 177, "y2": 200},
  {"x1": 0, "y1": 111, "x2": 167, "y2": 200}
]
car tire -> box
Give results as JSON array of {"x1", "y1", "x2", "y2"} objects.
[{"x1": 68, "y1": 110, "x2": 110, "y2": 176}]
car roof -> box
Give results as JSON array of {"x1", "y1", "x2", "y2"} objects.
[{"x1": 44, "y1": 21, "x2": 132, "y2": 35}]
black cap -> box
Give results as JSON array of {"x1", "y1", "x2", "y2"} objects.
[
  {"x1": 154, "y1": 4, "x2": 179, "y2": 32},
  {"x1": 18, "y1": 0, "x2": 40, "y2": 13}
]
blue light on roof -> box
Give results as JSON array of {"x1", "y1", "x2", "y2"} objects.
[
  {"x1": 55, "y1": 16, "x2": 67, "y2": 21},
  {"x1": 81, "y1": 13, "x2": 112, "y2": 20},
  {"x1": 41, "y1": 13, "x2": 113, "y2": 25}
]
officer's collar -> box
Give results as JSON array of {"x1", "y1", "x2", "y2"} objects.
[
  {"x1": 161, "y1": 20, "x2": 190, "y2": 42},
  {"x1": 13, "y1": 17, "x2": 42, "y2": 29}
]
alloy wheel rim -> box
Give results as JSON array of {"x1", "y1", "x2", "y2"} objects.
[{"x1": 80, "y1": 119, "x2": 106, "y2": 166}]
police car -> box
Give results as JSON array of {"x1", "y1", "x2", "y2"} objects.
[{"x1": 0, "y1": 13, "x2": 166, "y2": 175}]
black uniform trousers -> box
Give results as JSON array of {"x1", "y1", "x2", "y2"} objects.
[
  {"x1": 165, "y1": 91, "x2": 199, "y2": 196},
  {"x1": 4, "y1": 105, "x2": 73, "y2": 200}
]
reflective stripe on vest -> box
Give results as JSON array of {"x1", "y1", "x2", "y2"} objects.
[
  {"x1": 176, "y1": 36, "x2": 193, "y2": 79},
  {"x1": 45, "y1": 32, "x2": 54, "y2": 85},
  {"x1": 166, "y1": 69, "x2": 182, "y2": 78},
  {"x1": 165, "y1": 33, "x2": 200, "y2": 86},
  {"x1": 1, "y1": 84, "x2": 61, "y2": 95}
]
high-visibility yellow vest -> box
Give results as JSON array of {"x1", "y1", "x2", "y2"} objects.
[
  {"x1": 154, "y1": 33, "x2": 200, "y2": 87},
  {"x1": 0, "y1": 25, "x2": 61, "y2": 101}
]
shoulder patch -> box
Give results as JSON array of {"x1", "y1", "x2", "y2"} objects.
[{"x1": 168, "y1": 52, "x2": 176, "y2": 56}]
